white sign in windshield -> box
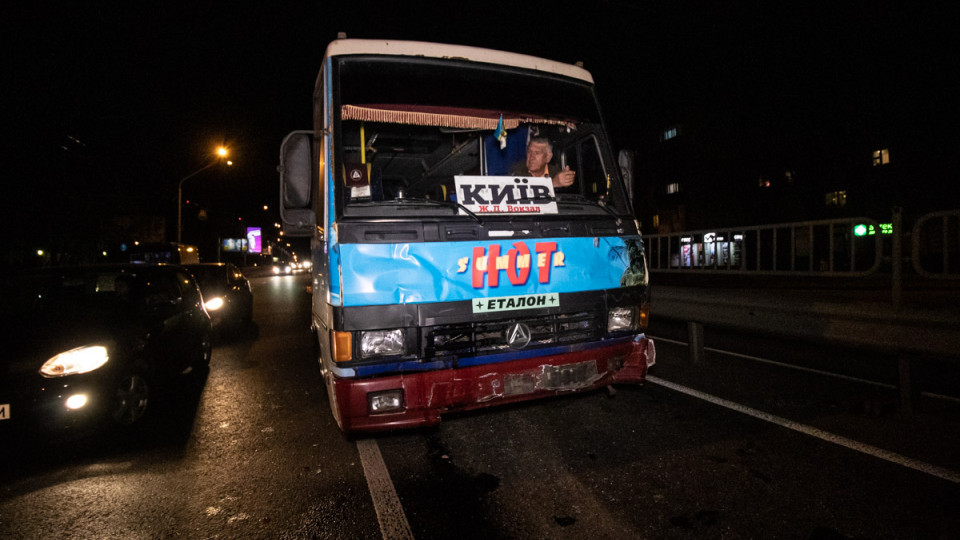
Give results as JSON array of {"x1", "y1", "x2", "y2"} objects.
[{"x1": 454, "y1": 176, "x2": 558, "y2": 215}]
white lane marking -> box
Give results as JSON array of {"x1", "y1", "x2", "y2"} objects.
[
  {"x1": 649, "y1": 334, "x2": 960, "y2": 403},
  {"x1": 646, "y1": 375, "x2": 960, "y2": 484},
  {"x1": 356, "y1": 438, "x2": 416, "y2": 540}
]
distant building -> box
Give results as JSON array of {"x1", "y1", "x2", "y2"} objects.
[{"x1": 636, "y1": 111, "x2": 955, "y2": 234}]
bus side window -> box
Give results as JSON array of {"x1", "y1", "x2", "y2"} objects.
[
  {"x1": 561, "y1": 136, "x2": 606, "y2": 198},
  {"x1": 580, "y1": 138, "x2": 606, "y2": 198},
  {"x1": 559, "y1": 146, "x2": 580, "y2": 194}
]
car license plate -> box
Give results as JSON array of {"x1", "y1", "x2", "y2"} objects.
[{"x1": 0, "y1": 403, "x2": 9, "y2": 420}]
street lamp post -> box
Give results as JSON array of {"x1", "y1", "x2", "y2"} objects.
[{"x1": 177, "y1": 147, "x2": 229, "y2": 245}]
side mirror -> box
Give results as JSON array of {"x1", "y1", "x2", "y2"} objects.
[{"x1": 279, "y1": 130, "x2": 316, "y2": 237}]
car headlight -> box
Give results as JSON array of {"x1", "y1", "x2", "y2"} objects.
[
  {"x1": 205, "y1": 296, "x2": 225, "y2": 311},
  {"x1": 360, "y1": 329, "x2": 404, "y2": 358},
  {"x1": 607, "y1": 307, "x2": 636, "y2": 333},
  {"x1": 40, "y1": 345, "x2": 109, "y2": 377}
]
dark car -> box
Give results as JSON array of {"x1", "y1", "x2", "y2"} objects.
[
  {"x1": 183, "y1": 262, "x2": 253, "y2": 331},
  {"x1": 0, "y1": 264, "x2": 212, "y2": 435}
]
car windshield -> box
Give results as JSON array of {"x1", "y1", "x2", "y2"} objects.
[
  {"x1": 1, "y1": 270, "x2": 142, "y2": 323},
  {"x1": 186, "y1": 266, "x2": 226, "y2": 289}
]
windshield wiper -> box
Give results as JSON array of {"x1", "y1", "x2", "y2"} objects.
[
  {"x1": 380, "y1": 197, "x2": 483, "y2": 223},
  {"x1": 555, "y1": 194, "x2": 623, "y2": 223},
  {"x1": 478, "y1": 192, "x2": 622, "y2": 224}
]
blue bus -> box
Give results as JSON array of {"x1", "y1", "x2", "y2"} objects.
[{"x1": 279, "y1": 38, "x2": 654, "y2": 433}]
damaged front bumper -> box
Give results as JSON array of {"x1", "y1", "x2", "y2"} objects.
[{"x1": 325, "y1": 335, "x2": 656, "y2": 433}]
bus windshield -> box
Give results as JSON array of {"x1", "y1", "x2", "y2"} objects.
[{"x1": 334, "y1": 57, "x2": 629, "y2": 219}]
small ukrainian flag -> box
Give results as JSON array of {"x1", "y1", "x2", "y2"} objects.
[{"x1": 494, "y1": 114, "x2": 507, "y2": 150}]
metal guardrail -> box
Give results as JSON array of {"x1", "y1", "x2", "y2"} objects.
[
  {"x1": 912, "y1": 210, "x2": 960, "y2": 279},
  {"x1": 643, "y1": 217, "x2": 883, "y2": 277},
  {"x1": 643, "y1": 209, "x2": 960, "y2": 282},
  {"x1": 643, "y1": 209, "x2": 960, "y2": 413}
]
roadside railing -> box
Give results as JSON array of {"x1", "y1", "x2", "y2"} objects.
[
  {"x1": 912, "y1": 209, "x2": 960, "y2": 279},
  {"x1": 643, "y1": 216, "x2": 883, "y2": 277},
  {"x1": 643, "y1": 209, "x2": 960, "y2": 282},
  {"x1": 642, "y1": 209, "x2": 960, "y2": 414}
]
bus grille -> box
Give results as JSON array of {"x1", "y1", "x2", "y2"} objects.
[{"x1": 423, "y1": 310, "x2": 603, "y2": 360}]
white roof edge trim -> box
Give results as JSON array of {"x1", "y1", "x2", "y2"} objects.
[{"x1": 324, "y1": 39, "x2": 594, "y2": 84}]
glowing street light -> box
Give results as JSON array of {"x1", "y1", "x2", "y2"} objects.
[{"x1": 178, "y1": 146, "x2": 230, "y2": 245}]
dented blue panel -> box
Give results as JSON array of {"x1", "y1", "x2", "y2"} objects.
[{"x1": 336, "y1": 236, "x2": 645, "y2": 307}]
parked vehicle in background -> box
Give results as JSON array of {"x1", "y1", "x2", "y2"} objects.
[
  {"x1": 0, "y1": 264, "x2": 212, "y2": 436},
  {"x1": 183, "y1": 262, "x2": 254, "y2": 332},
  {"x1": 278, "y1": 38, "x2": 654, "y2": 434}
]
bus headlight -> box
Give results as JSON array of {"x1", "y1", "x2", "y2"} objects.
[
  {"x1": 360, "y1": 329, "x2": 404, "y2": 358},
  {"x1": 607, "y1": 307, "x2": 636, "y2": 333}
]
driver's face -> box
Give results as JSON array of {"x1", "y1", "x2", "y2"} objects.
[{"x1": 525, "y1": 142, "x2": 552, "y2": 174}]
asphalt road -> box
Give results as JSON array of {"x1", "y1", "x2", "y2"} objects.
[{"x1": 2, "y1": 274, "x2": 958, "y2": 539}]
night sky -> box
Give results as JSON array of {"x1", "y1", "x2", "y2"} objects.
[{"x1": 2, "y1": 2, "x2": 955, "y2": 256}]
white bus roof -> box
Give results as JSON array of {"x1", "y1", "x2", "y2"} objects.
[{"x1": 324, "y1": 39, "x2": 594, "y2": 84}]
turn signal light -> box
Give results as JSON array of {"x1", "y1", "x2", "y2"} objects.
[
  {"x1": 332, "y1": 331, "x2": 353, "y2": 363},
  {"x1": 639, "y1": 301, "x2": 650, "y2": 330}
]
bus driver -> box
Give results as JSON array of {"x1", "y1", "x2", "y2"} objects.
[{"x1": 509, "y1": 136, "x2": 576, "y2": 188}]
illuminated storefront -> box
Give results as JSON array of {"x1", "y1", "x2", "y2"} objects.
[{"x1": 673, "y1": 232, "x2": 743, "y2": 268}]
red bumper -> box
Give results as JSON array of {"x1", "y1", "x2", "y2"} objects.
[{"x1": 325, "y1": 337, "x2": 656, "y2": 433}]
